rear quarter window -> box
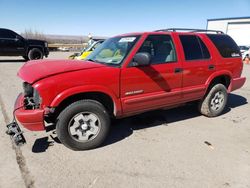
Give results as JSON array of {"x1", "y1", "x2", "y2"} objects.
[{"x1": 207, "y1": 34, "x2": 241, "y2": 58}]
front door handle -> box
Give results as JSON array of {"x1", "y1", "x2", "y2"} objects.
[
  {"x1": 208, "y1": 65, "x2": 215, "y2": 70},
  {"x1": 174, "y1": 68, "x2": 183, "y2": 73}
]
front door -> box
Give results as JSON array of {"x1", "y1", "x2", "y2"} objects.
[{"x1": 120, "y1": 34, "x2": 183, "y2": 116}]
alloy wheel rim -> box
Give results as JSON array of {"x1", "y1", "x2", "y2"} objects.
[
  {"x1": 68, "y1": 112, "x2": 101, "y2": 142},
  {"x1": 210, "y1": 91, "x2": 225, "y2": 111}
]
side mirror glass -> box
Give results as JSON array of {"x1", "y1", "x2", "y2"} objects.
[{"x1": 131, "y1": 52, "x2": 151, "y2": 67}]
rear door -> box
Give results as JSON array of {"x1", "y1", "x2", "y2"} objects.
[
  {"x1": 120, "y1": 34, "x2": 183, "y2": 115},
  {"x1": 178, "y1": 34, "x2": 215, "y2": 101}
]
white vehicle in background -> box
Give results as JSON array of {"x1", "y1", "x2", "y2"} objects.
[
  {"x1": 58, "y1": 47, "x2": 70, "y2": 52},
  {"x1": 239, "y1": 45, "x2": 250, "y2": 59}
]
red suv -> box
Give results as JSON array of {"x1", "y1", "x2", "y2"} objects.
[{"x1": 7, "y1": 29, "x2": 246, "y2": 150}]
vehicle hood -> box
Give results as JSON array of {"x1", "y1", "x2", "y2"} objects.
[
  {"x1": 18, "y1": 59, "x2": 105, "y2": 83},
  {"x1": 26, "y1": 39, "x2": 46, "y2": 46}
]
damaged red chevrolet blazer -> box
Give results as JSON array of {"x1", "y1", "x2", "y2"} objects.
[{"x1": 7, "y1": 29, "x2": 246, "y2": 150}]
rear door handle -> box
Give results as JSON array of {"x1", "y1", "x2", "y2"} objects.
[
  {"x1": 174, "y1": 68, "x2": 183, "y2": 73},
  {"x1": 208, "y1": 65, "x2": 215, "y2": 70}
]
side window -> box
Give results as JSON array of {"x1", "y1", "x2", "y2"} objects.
[
  {"x1": 0, "y1": 29, "x2": 16, "y2": 39},
  {"x1": 207, "y1": 34, "x2": 240, "y2": 58},
  {"x1": 197, "y1": 37, "x2": 210, "y2": 59},
  {"x1": 138, "y1": 35, "x2": 177, "y2": 64},
  {"x1": 179, "y1": 35, "x2": 210, "y2": 61}
]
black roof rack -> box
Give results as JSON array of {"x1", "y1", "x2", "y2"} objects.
[{"x1": 155, "y1": 28, "x2": 224, "y2": 34}]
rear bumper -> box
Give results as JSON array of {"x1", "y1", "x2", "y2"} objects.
[
  {"x1": 14, "y1": 93, "x2": 45, "y2": 131},
  {"x1": 228, "y1": 77, "x2": 246, "y2": 92}
]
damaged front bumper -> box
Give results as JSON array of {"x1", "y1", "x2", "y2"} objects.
[
  {"x1": 14, "y1": 93, "x2": 45, "y2": 131},
  {"x1": 6, "y1": 93, "x2": 45, "y2": 145}
]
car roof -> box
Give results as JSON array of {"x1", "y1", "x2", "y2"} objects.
[
  {"x1": 115, "y1": 30, "x2": 224, "y2": 38},
  {"x1": 0, "y1": 28, "x2": 12, "y2": 31},
  {"x1": 115, "y1": 31, "x2": 172, "y2": 37}
]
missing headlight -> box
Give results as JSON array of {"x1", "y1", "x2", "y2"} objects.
[
  {"x1": 23, "y1": 82, "x2": 33, "y2": 97},
  {"x1": 23, "y1": 82, "x2": 41, "y2": 109}
]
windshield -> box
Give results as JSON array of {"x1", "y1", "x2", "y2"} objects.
[{"x1": 86, "y1": 36, "x2": 140, "y2": 65}]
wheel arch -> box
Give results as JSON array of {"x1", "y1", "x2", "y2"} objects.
[
  {"x1": 26, "y1": 45, "x2": 45, "y2": 56},
  {"x1": 50, "y1": 86, "x2": 122, "y2": 118},
  {"x1": 205, "y1": 71, "x2": 232, "y2": 95}
]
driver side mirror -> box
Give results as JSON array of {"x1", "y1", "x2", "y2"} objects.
[{"x1": 130, "y1": 52, "x2": 151, "y2": 67}]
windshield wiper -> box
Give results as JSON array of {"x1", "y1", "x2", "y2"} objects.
[
  {"x1": 105, "y1": 62, "x2": 119, "y2": 66},
  {"x1": 86, "y1": 58, "x2": 95, "y2": 62},
  {"x1": 86, "y1": 58, "x2": 106, "y2": 65},
  {"x1": 86, "y1": 58, "x2": 119, "y2": 66}
]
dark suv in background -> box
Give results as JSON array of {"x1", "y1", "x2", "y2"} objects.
[{"x1": 0, "y1": 28, "x2": 49, "y2": 60}]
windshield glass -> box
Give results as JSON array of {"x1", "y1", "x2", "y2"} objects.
[{"x1": 86, "y1": 36, "x2": 140, "y2": 65}]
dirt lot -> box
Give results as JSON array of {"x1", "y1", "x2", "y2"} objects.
[{"x1": 0, "y1": 52, "x2": 250, "y2": 188}]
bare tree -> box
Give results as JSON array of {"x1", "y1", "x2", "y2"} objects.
[{"x1": 21, "y1": 29, "x2": 47, "y2": 41}]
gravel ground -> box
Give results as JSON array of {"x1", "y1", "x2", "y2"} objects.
[{"x1": 0, "y1": 52, "x2": 250, "y2": 188}]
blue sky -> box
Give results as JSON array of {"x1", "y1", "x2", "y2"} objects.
[{"x1": 0, "y1": 0, "x2": 249, "y2": 36}]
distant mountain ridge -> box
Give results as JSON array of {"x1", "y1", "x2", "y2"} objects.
[
  {"x1": 21, "y1": 31, "x2": 107, "y2": 44},
  {"x1": 45, "y1": 34, "x2": 107, "y2": 43}
]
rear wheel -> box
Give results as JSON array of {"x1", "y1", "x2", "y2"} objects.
[
  {"x1": 28, "y1": 48, "x2": 43, "y2": 60},
  {"x1": 56, "y1": 100, "x2": 110, "y2": 150},
  {"x1": 199, "y1": 84, "x2": 228, "y2": 117}
]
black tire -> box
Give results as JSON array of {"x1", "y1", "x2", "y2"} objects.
[
  {"x1": 22, "y1": 56, "x2": 29, "y2": 61},
  {"x1": 56, "y1": 100, "x2": 110, "y2": 150},
  {"x1": 28, "y1": 48, "x2": 43, "y2": 60},
  {"x1": 198, "y1": 84, "x2": 228, "y2": 117}
]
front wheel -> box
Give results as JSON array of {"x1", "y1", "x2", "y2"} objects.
[
  {"x1": 199, "y1": 84, "x2": 228, "y2": 117},
  {"x1": 56, "y1": 100, "x2": 110, "y2": 150}
]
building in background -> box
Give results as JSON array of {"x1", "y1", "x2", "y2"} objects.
[{"x1": 207, "y1": 17, "x2": 250, "y2": 46}]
